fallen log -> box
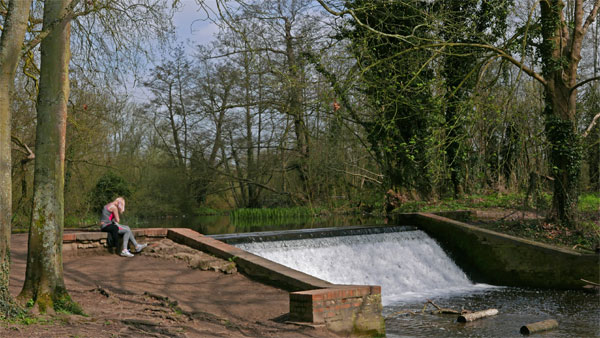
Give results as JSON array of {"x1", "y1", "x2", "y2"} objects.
[
  {"x1": 581, "y1": 278, "x2": 600, "y2": 286},
  {"x1": 520, "y1": 319, "x2": 558, "y2": 335},
  {"x1": 423, "y1": 299, "x2": 468, "y2": 315},
  {"x1": 457, "y1": 309, "x2": 498, "y2": 322}
]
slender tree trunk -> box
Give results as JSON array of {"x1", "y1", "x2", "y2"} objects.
[
  {"x1": 0, "y1": 0, "x2": 33, "y2": 314},
  {"x1": 590, "y1": 20, "x2": 600, "y2": 191},
  {"x1": 243, "y1": 51, "x2": 258, "y2": 207},
  {"x1": 284, "y1": 19, "x2": 310, "y2": 201},
  {"x1": 18, "y1": 0, "x2": 80, "y2": 314},
  {"x1": 445, "y1": 99, "x2": 465, "y2": 198}
]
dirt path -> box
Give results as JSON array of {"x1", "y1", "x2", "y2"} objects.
[{"x1": 3, "y1": 234, "x2": 335, "y2": 337}]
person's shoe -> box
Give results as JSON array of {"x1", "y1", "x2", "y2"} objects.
[
  {"x1": 135, "y1": 243, "x2": 148, "y2": 253},
  {"x1": 120, "y1": 249, "x2": 134, "y2": 257}
]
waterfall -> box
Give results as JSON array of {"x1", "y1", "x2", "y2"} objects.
[{"x1": 236, "y1": 230, "x2": 491, "y2": 305}]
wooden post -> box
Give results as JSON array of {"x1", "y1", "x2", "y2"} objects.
[
  {"x1": 457, "y1": 309, "x2": 498, "y2": 322},
  {"x1": 520, "y1": 319, "x2": 558, "y2": 335}
]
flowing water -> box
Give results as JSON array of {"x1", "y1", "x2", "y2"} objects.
[{"x1": 236, "y1": 230, "x2": 600, "y2": 337}]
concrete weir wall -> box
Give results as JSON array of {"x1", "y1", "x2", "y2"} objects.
[
  {"x1": 61, "y1": 227, "x2": 385, "y2": 336},
  {"x1": 395, "y1": 212, "x2": 600, "y2": 289}
]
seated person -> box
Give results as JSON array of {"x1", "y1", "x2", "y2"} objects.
[{"x1": 100, "y1": 197, "x2": 146, "y2": 257}]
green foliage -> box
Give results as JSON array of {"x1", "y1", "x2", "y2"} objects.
[
  {"x1": 231, "y1": 207, "x2": 318, "y2": 221},
  {"x1": 478, "y1": 218, "x2": 598, "y2": 250},
  {"x1": 230, "y1": 207, "x2": 324, "y2": 229},
  {"x1": 53, "y1": 293, "x2": 85, "y2": 316},
  {"x1": 440, "y1": 0, "x2": 512, "y2": 197},
  {"x1": 0, "y1": 299, "x2": 25, "y2": 320},
  {"x1": 12, "y1": 313, "x2": 48, "y2": 326},
  {"x1": 64, "y1": 214, "x2": 97, "y2": 228},
  {"x1": 342, "y1": 0, "x2": 440, "y2": 196},
  {"x1": 545, "y1": 114, "x2": 583, "y2": 227},
  {"x1": 89, "y1": 172, "x2": 131, "y2": 213},
  {"x1": 193, "y1": 206, "x2": 219, "y2": 216},
  {"x1": 579, "y1": 193, "x2": 600, "y2": 213},
  {"x1": 391, "y1": 193, "x2": 527, "y2": 213}
]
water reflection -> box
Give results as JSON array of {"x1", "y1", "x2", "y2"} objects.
[{"x1": 130, "y1": 214, "x2": 387, "y2": 235}]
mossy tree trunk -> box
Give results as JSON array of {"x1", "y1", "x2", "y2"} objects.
[
  {"x1": 18, "y1": 0, "x2": 80, "y2": 314},
  {"x1": 539, "y1": 0, "x2": 599, "y2": 227},
  {"x1": 0, "y1": 0, "x2": 33, "y2": 315}
]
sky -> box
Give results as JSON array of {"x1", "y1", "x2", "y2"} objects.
[
  {"x1": 172, "y1": 0, "x2": 219, "y2": 48},
  {"x1": 127, "y1": 0, "x2": 219, "y2": 102}
]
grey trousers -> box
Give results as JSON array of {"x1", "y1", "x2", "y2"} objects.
[{"x1": 118, "y1": 225, "x2": 138, "y2": 251}]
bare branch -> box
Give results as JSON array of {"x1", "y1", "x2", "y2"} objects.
[
  {"x1": 572, "y1": 75, "x2": 600, "y2": 93},
  {"x1": 582, "y1": 0, "x2": 600, "y2": 35},
  {"x1": 422, "y1": 42, "x2": 547, "y2": 86},
  {"x1": 328, "y1": 167, "x2": 382, "y2": 185},
  {"x1": 314, "y1": 0, "x2": 414, "y2": 44},
  {"x1": 11, "y1": 135, "x2": 35, "y2": 159},
  {"x1": 21, "y1": 0, "x2": 86, "y2": 56},
  {"x1": 583, "y1": 112, "x2": 600, "y2": 138}
]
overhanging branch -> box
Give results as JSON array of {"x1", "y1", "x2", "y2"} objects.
[
  {"x1": 571, "y1": 75, "x2": 600, "y2": 93},
  {"x1": 583, "y1": 112, "x2": 600, "y2": 138}
]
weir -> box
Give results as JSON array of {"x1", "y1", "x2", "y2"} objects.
[{"x1": 235, "y1": 228, "x2": 490, "y2": 305}]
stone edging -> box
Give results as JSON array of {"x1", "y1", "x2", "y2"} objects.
[{"x1": 62, "y1": 228, "x2": 167, "y2": 256}]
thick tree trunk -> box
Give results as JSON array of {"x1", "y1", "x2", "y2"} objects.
[
  {"x1": 539, "y1": 0, "x2": 598, "y2": 227},
  {"x1": 0, "y1": 0, "x2": 33, "y2": 313},
  {"x1": 18, "y1": 0, "x2": 79, "y2": 314}
]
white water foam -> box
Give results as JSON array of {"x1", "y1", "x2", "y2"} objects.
[{"x1": 236, "y1": 230, "x2": 492, "y2": 305}]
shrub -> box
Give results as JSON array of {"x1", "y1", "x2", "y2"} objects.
[{"x1": 89, "y1": 172, "x2": 131, "y2": 213}]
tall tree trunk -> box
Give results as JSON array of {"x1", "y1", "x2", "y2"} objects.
[
  {"x1": 0, "y1": 0, "x2": 33, "y2": 314},
  {"x1": 18, "y1": 0, "x2": 80, "y2": 314},
  {"x1": 589, "y1": 20, "x2": 600, "y2": 192},
  {"x1": 284, "y1": 19, "x2": 310, "y2": 201},
  {"x1": 539, "y1": 0, "x2": 598, "y2": 227},
  {"x1": 243, "y1": 51, "x2": 258, "y2": 208}
]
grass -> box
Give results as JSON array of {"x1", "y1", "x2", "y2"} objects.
[
  {"x1": 230, "y1": 207, "x2": 323, "y2": 229},
  {"x1": 579, "y1": 193, "x2": 600, "y2": 213},
  {"x1": 390, "y1": 192, "x2": 599, "y2": 251},
  {"x1": 391, "y1": 192, "x2": 598, "y2": 214},
  {"x1": 193, "y1": 206, "x2": 220, "y2": 215},
  {"x1": 475, "y1": 218, "x2": 599, "y2": 251},
  {"x1": 391, "y1": 193, "x2": 530, "y2": 213},
  {"x1": 64, "y1": 214, "x2": 98, "y2": 228},
  {"x1": 230, "y1": 207, "x2": 320, "y2": 221}
]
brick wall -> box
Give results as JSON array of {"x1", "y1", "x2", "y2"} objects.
[{"x1": 290, "y1": 285, "x2": 384, "y2": 335}]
